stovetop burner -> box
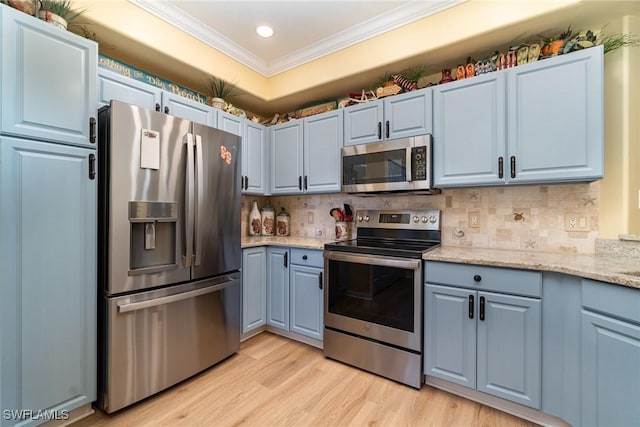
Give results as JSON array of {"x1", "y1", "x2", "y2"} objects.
[{"x1": 324, "y1": 209, "x2": 441, "y2": 259}]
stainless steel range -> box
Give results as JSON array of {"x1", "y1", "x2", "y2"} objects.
[{"x1": 323, "y1": 209, "x2": 441, "y2": 388}]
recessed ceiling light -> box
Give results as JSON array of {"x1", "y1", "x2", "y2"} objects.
[{"x1": 256, "y1": 25, "x2": 274, "y2": 38}]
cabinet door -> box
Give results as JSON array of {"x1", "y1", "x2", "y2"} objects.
[
  {"x1": 290, "y1": 265, "x2": 323, "y2": 340},
  {"x1": 507, "y1": 46, "x2": 603, "y2": 183},
  {"x1": 433, "y1": 72, "x2": 506, "y2": 187},
  {"x1": 161, "y1": 92, "x2": 216, "y2": 126},
  {"x1": 582, "y1": 310, "x2": 640, "y2": 427},
  {"x1": 270, "y1": 121, "x2": 303, "y2": 194},
  {"x1": 384, "y1": 89, "x2": 432, "y2": 139},
  {"x1": 243, "y1": 121, "x2": 268, "y2": 195},
  {"x1": 424, "y1": 284, "x2": 476, "y2": 388},
  {"x1": 97, "y1": 68, "x2": 162, "y2": 110},
  {"x1": 0, "y1": 137, "x2": 96, "y2": 419},
  {"x1": 266, "y1": 248, "x2": 289, "y2": 330},
  {"x1": 242, "y1": 247, "x2": 267, "y2": 333},
  {"x1": 1, "y1": 6, "x2": 97, "y2": 147},
  {"x1": 343, "y1": 99, "x2": 383, "y2": 146},
  {"x1": 303, "y1": 110, "x2": 342, "y2": 194},
  {"x1": 217, "y1": 110, "x2": 244, "y2": 137},
  {"x1": 476, "y1": 291, "x2": 541, "y2": 409}
]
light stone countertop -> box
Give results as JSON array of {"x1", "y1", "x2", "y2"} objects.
[
  {"x1": 424, "y1": 246, "x2": 640, "y2": 290},
  {"x1": 241, "y1": 236, "x2": 336, "y2": 250}
]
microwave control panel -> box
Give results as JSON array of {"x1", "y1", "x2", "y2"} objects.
[{"x1": 411, "y1": 146, "x2": 427, "y2": 181}]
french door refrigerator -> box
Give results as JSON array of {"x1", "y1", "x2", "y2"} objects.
[{"x1": 96, "y1": 100, "x2": 241, "y2": 413}]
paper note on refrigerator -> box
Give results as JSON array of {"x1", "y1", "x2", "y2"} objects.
[{"x1": 140, "y1": 129, "x2": 160, "y2": 170}]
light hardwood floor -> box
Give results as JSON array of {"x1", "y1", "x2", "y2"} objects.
[{"x1": 75, "y1": 333, "x2": 537, "y2": 427}]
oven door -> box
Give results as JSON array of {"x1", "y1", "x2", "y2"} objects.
[{"x1": 324, "y1": 250, "x2": 422, "y2": 351}]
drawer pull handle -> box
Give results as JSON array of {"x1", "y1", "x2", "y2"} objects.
[
  {"x1": 302, "y1": 255, "x2": 308, "y2": 260},
  {"x1": 473, "y1": 275, "x2": 482, "y2": 282}
]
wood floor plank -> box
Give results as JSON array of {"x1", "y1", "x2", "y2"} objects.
[{"x1": 74, "y1": 333, "x2": 537, "y2": 427}]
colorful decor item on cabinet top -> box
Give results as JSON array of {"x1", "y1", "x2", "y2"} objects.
[{"x1": 98, "y1": 54, "x2": 207, "y2": 104}]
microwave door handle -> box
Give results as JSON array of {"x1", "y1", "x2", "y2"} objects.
[
  {"x1": 194, "y1": 135, "x2": 204, "y2": 266},
  {"x1": 183, "y1": 133, "x2": 195, "y2": 268},
  {"x1": 406, "y1": 147, "x2": 413, "y2": 182}
]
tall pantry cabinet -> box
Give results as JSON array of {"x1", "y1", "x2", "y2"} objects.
[{"x1": 0, "y1": 5, "x2": 97, "y2": 426}]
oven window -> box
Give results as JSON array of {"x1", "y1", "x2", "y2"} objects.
[
  {"x1": 343, "y1": 149, "x2": 406, "y2": 185},
  {"x1": 327, "y1": 260, "x2": 414, "y2": 332}
]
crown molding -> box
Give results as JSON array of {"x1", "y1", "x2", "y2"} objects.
[{"x1": 129, "y1": 0, "x2": 466, "y2": 77}]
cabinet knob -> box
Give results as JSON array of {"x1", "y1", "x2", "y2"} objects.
[
  {"x1": 473, "y1": 274, "x2": 482, "y2": 282},
  {"x1": 302, "y1": 255, "x2": 308, "y2": 260}
]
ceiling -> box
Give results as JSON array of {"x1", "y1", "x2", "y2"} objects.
[
  {"x1": 84, "y1": 1, "x2": 640, "y2": 117},
  {"x1": 129, "y1": 0, "x2": 465, "y2": 77}
]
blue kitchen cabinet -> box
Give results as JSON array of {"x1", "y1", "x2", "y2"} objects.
[
  {"x1": 507, "y1": 46, "x2": 603, "y2": 183},
  {"x1": 433, "y1": 73, "x2": 506, "y2": 187},
  {"x1": 344, "y1": 89, "x2": 432, "y2": 146},
  {"x1": 161, "y1": 91, "x2": 216, "y2": 126},
  {"x1": 289, "y1": 249, "x2": 324, "y2": 341},
  {"x1": 97, "y1": 67, "x2": 162, "y2": 111},
  {"x1": 1, "y1": 4, "x2": 97, "y2": 148},
  {"x1": 241, "y1": 247, "x2": 267, "y2": 334},
  {"x1": 434, "y1": 47, "x2": 603, "y2": 188},
  {"x1": 266, "y1": 247, "x2": 290, "y2": 330},
  {"x1": 0, "y1": 136, "x2": 96, "y2": 426},
  {"x1": 217, "y1": 109, "x2": 244, "y2": 137},
  {"x1": 270, "y1": 121, "x2": 304, "y2": 195},
  {"x1": 242, "y1": 120, "x2": 268, "y2": 195},
  {"x1": 581, "y1": 279, "x2": 640, "y2": 427},
  {"x1": 303, "y1": 109, "x2": 343, "y2": 193},
  {"x1": 97, "y1": 68, "x2": 216, "y2": 126},
  {"x1": 424, "y1": 262, "x2": 541, "y2": 409}
]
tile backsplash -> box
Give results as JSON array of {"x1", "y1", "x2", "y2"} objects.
[{"x1": 242, "y1": 181, "x2": 600, "y2": 254}]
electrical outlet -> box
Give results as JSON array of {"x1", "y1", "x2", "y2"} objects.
[
  {"x1": 564, "y1": 214, "x2": 589, "y2": 232},
  {"x1": 468, "y1": 211, "x2": 481, "y2": 228}
]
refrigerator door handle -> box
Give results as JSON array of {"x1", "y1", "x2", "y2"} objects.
[
  {"x1": 116, "y1": 277, "x2": 237, "y2": 313},
  {"x1": 183, "y1": 133, "x2": 195, "y2": 267},
  {"x1": 194, "y1": 134, "x2": 204, "y2": 266}
]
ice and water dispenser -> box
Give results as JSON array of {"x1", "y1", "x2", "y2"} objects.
[{"x1": 128, "y1": 201, "x2": 178, "y2": 275}]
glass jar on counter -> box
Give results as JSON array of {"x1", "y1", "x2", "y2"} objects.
[
  {"x1": 261, "y1": 200, "x2": 275, "y2": 236},
  {"x1": 276, "y1": 207, "x2": 290, "y2": 236}
]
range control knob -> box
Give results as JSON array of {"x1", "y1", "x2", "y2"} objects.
[
  {"x1": 413, "y1": 216, "x2": 419, "y2": 223},
  {"x1": 364, "y1": 215, "x2": 370, "y2": 222},
  {"x1": 429, "y1": 215, "x2": 438, "y2": 224},
  {"x1": 421, "y1": 216, "x2": 429, "y2": 223},
  {"x1": 357, "y1": 215, "x2": 363, "y2": 222}
]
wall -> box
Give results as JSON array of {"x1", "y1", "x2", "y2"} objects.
[{"x1": 242, "y1": 181, "x2": 600, "y2": 254}]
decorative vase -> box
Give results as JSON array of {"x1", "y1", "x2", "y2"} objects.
[
  {"x1": 210, "y1": 97, "x2": 226, "y2": 110},
  {"x1": 38, "y1": 10, "x2": 67, "y2": 30},
  {"x1": 335, "y1": 222, "x2": 351, "y2": 241},
  {"x1": 261, "y1": 200, "x2": 275, "y2": 236},
  {"x1": 248, "y1": 201, "x2": 261, "y2": 236},
  {"x1": 439, "y1": 69, "x2": 453, "y2": 84}
]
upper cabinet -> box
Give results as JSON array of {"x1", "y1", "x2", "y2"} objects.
[
  {"x1": 344, "y1": 89, "x2": 432, "y2": 146},
  {"x1": 97, "y1": 68, "x2": 216, "y2": 126},
  {"x1": 434, "y1": 46, "x2": 603, "y2": 187},
  {"x1": 217, "y1": 109, "x2": 244, "y2": 137},
  {"x1": 270, "y1": 109, "x2": 343, "y2": 195},
  {"x1": 242, "y1": 120, "x2": 268, "y2": 195},
  {"x1": 1, "y1": 4, "x2": 97, "y2": 148}
]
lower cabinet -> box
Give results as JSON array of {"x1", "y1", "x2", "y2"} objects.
[
  {"x1": 241, "y1": 247, "x2": 267, "y2": 334},
  {"x1": 424, "y1": 262, "x2": 541, "y2": 409},
  {"x1": 0, "y1": 137, "x2": 96, "y2": 426},
  {"x1": 581, "y1": 279, "x2": 640, "y2": 427},
  {"x1": 266, "y1": 247, "x2": 323, "y2": 342}
]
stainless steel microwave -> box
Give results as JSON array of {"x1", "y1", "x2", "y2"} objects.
[{"x1": 341, "y1": 135, "x2": 436, "y2": 194}]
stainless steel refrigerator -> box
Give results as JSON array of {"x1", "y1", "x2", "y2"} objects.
[{"x1": 96, "y1": 100, "x2": 241, "y2": 413}]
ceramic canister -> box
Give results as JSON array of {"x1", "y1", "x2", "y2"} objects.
[
  {"x1": 248, "y1": 201, "x2": 261, "y2": 236},
  {"x1": 261, "y1": 200, "x2": 275, "y2": 236},
  {"x1": 276, "y1": 207, "x2": 290, "y2": 236}
]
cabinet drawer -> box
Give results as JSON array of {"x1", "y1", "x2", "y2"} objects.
[
  {"x1": 290, "y1": 248, "x2": 323, "y2": 268},
  {"x1": 425, "y1": 261, "x2": 541, "y2": 298},
  {"x1": 582, "y1": 279, "x2": 640, "y2": 324}
]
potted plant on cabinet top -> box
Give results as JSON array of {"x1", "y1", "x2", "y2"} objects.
[
  {"x1": 38, "y1": 0, "x2": 85, "y2": 30},
  {"x1": 205, "y1": 76, "x2": 241, "y2": 110}
]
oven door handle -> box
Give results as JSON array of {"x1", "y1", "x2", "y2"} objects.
[{"x1": 324, "y1": 251, "x2": 421, "y2": 270}]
